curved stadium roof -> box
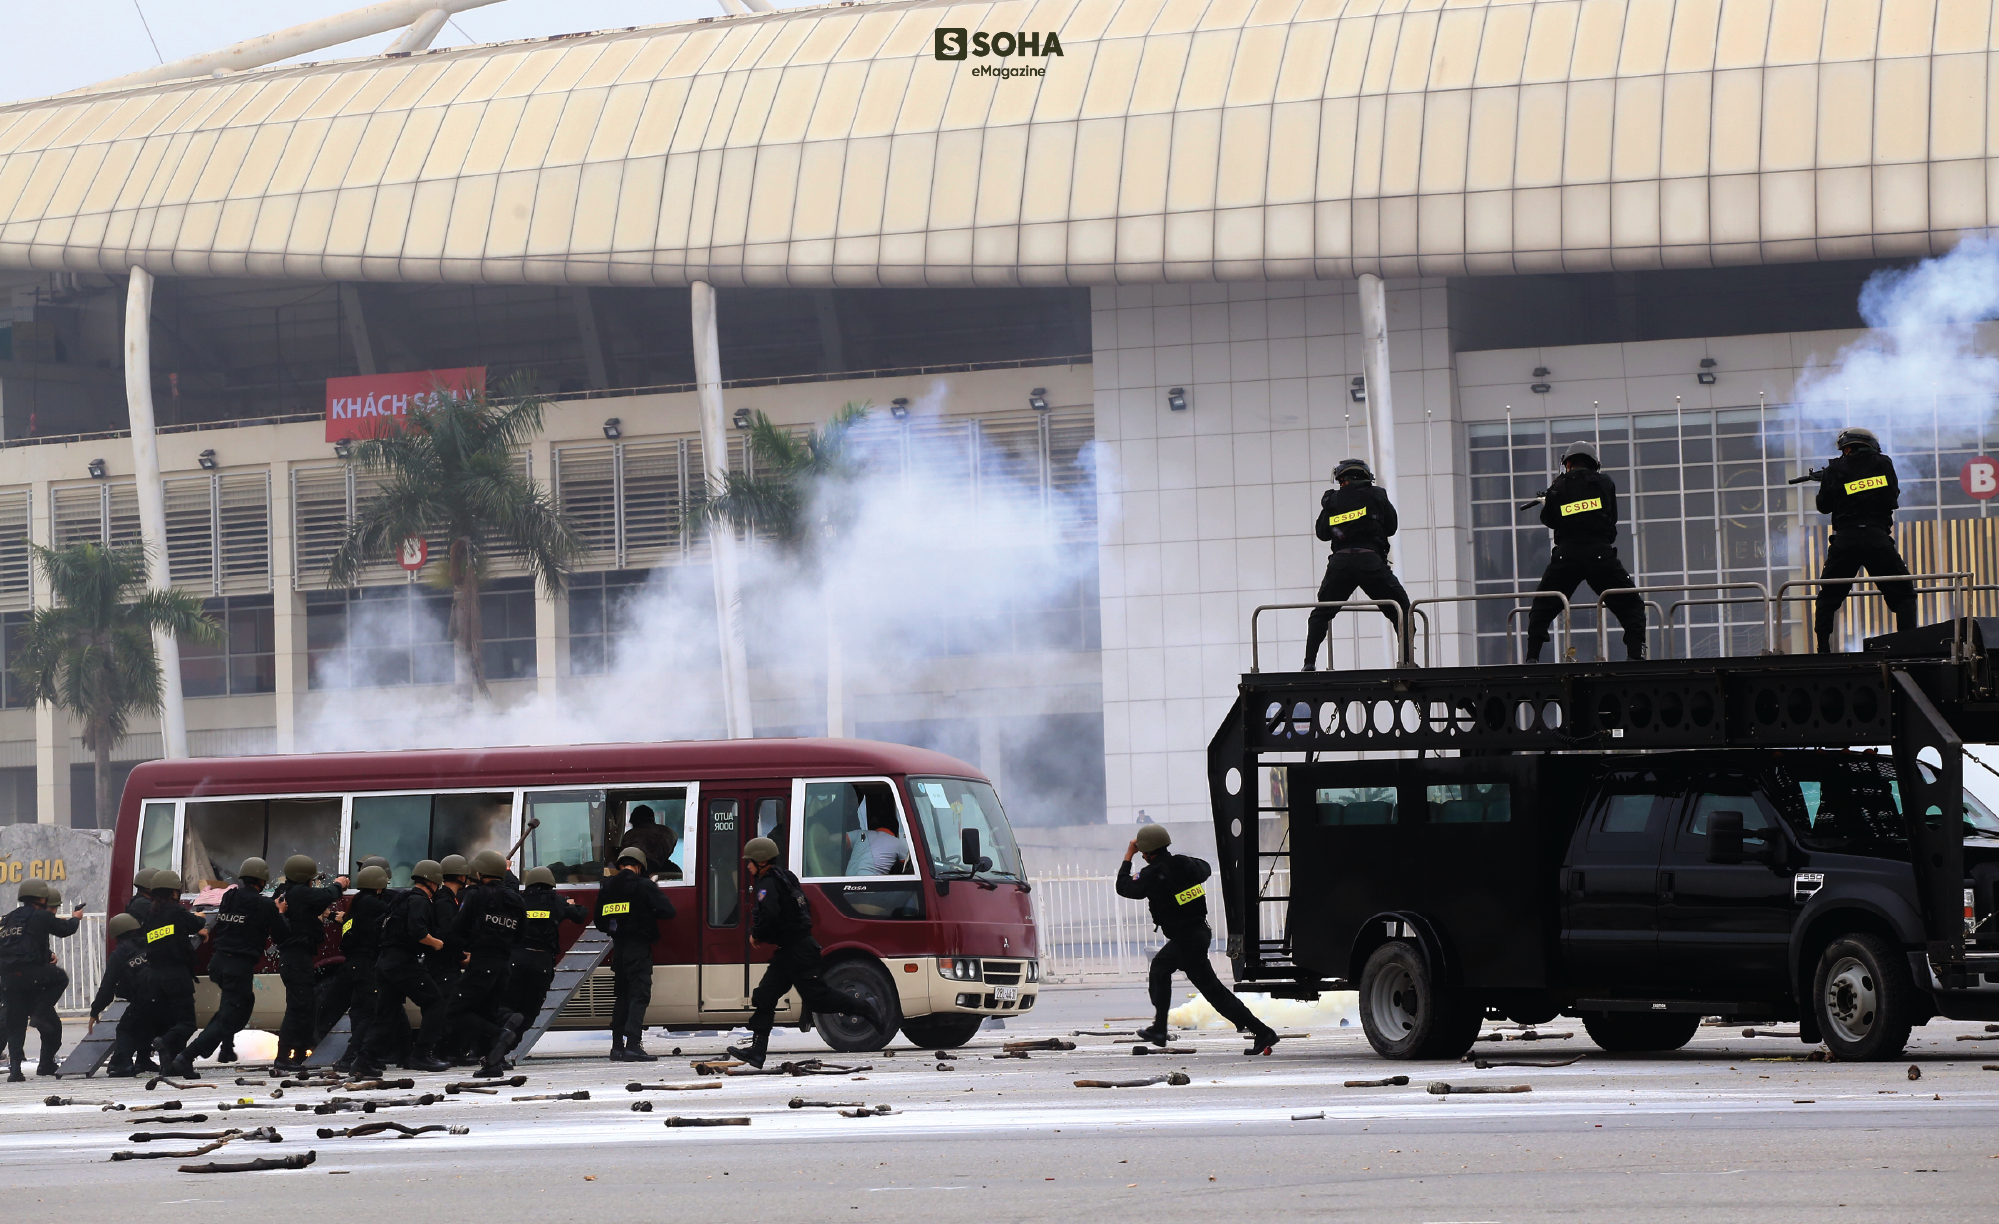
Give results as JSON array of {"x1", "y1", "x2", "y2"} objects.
[{"x1": 0, "y1": 0, "x2": 1989, "y2": 286}]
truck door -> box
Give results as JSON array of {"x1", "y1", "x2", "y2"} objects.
[
  {"x1": 1562, "y1": 785, "x2": 1673, "y2": 987},
  {"x1": 1655, "y1": 780, "x2": 1797, "y2": 998},
  {"x1": 698, "y1": 788, "x2": 792, "y2": 1014}
]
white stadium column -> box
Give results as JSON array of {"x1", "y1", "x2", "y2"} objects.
[
  {"x1": 1357, "y1": 273, "x2": 1399, "y2": 506},
  {"x1": 124, "y1": 267, "x2": 188, "y2": 760},
  {"x1": 691, "y1": 281, "x2": 754, "y2": 739}
]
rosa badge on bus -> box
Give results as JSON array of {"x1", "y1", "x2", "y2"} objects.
[{"x1": 399, "y1": 535, "x2": 428, "y2": 572}]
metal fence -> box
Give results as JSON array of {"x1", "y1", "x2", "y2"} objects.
[
  {"x1": 1028, "y1": 861, "x2": 1289, "y2": 982},
  {"x1": 53, "y1": 912, "x2": 105, "y2": 1015}
]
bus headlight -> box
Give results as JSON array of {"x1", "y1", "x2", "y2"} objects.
[
  {"x1": 938, "y1": 957, "x2": 982, "y2": 981},
  {"x1": 1025, "y1": 960, "x2": 1040, "y2": 983}
]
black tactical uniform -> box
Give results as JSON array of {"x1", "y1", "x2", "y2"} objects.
[
  {"x1": 1304, "y1": 460, "x2": 1412, "y2": 669},
  {"x1": 1117, "y1": 837, "x2": 1277, "y2": 1052},
  {"x1": 506, "y1": 875, "x2": 588, "y2": 1022},
  {"x1": 137, "y1": 892, "x2": 209, "y2": 1067},
  {"x1": 595, "y1": 853, "x2": 675, "y2": 1059},
  {"x1": 1814, "y1": 435, "x2": 1914, "y2": 648},
  {"x1": 178, "y1": 875, "x2": 288, "y2": 1070},
  {"x1": 91, "y1": 921, "x2": 153, "y2": 1076},
  {"x1": 366, "y1": 884, "x2": 450, "y2": 1072},
  {"x1": 444, "y1": 867, "x2": 527, "y2": 1072},
  {"x1": 324, "y1": 882, "x2": 390, "y2": 1067},
  {"x1": 1525, "y1": 445, "x2": 1648, "y2": 661},
  {"x1": 0, "y1": 891, "x2": 81, "y2": 1077},
  {"x1": 727, "y1": 857, "x2": 881, "y2": 1068},
  {"x1": 273, "y1": 868, "x2": 341, "y2": 1067}
]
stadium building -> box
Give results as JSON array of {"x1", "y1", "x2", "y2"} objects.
[{"x1": 0, "y1": 0, "x2": 1992, "y2": 828}]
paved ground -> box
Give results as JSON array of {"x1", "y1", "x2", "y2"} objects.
[{"x1": 5, "y1": 984, "x2": 1999, "y2": 1221}]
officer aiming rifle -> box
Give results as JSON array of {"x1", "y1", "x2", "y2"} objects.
[
  {"x1": 1522, "y1": 440, "x2": 1648, "y2": 662},
  {"x1": 1801, "y1": 426, "x2": 1915, "y2": 653}
]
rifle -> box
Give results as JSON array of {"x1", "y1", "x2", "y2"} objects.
[
  {"x1": 1517, "y1": 488, "x2": 1549, "y2": 513},
  {"x1": 1787, "y1": 468, "x2": 1827, "y2": 486}
]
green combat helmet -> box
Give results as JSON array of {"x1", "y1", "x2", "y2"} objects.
[
  {"x1": 471, "y1": 850, "x2": 507, "y2": 878},
  {"x1": 283, "y1": 855, "x2": 317, "y2": 883},
  {"x1": 1134, "y1": 824, "x2": 1172, "y2": 854}
]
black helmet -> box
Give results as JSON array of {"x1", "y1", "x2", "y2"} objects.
[
  {"x1": 1837, "y1": 427, "x2": 1880, "y2": 454},
  {"x1": 1332, "y1": 458, "x2": 1373, "y2": 484},
  {"x1": 1561, "y1": 439, "x2": 1601, "y2": 469}
]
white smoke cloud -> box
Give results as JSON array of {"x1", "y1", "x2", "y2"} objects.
[
  {"x1": 292, "y1": 384, "x2": 1111, "y2": 822},
  {"x1": 1794, "y1": 234, "x2": 1999, "y2": 437}
]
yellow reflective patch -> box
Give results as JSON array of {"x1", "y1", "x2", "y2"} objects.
[
  {"x1": 600, "y1": 901, "x2": 631, "y2": 916},
  {"x1": 1174, "y1": 883, "x2": 1206, "y2": 905},
  {"x1": 341, "y1": 919, "x2": 353, "y2": 933},
  {"x1": 1560, "y1": 497, "x2": 1603, "y2": 516},
  {"x1": 1327, "y1": 507, "x2": 1367, "y2": 526},
  {"x1": 1845, "y1": 474, "x2": 1888, "y2": 494},
  {"x1": 145, "y1": 924, "x2": 174, "y2": 944},
  {"x1": 526, "y1": 909, "x2": 551, "y2": 920}
]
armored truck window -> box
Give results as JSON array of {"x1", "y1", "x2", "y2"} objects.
[
  {"x1": 1427, "y1": 783, "x2": 1511, "y2": 824},
  {"x1": 1584, "y1": 793, "x2": 1665, "y2": 849},
  {"x1": 1317, "y1": 786, "x2": 1397, "y2": 825},
  {"x1": 1677, "y1": 789, "x2": 1781, "y2": 850}
]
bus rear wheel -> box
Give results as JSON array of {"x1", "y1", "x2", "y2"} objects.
[
  {"x1": 898, "y1": 1012, "x2": 984, "y2": 1049},
  {"x1": 817, "y1": 959, "x2": 903, "y2": 1053}
]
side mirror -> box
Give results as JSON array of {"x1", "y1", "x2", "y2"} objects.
[
  {"x1": 1706, "y1": 811, "x2": 1747, "y2": 864},
  {"x1": 961, "y1": 828, "x2": 982, "y2": 865},
  {"x1": 976, "y1": 855, "x2": 994, "y2": 874}
]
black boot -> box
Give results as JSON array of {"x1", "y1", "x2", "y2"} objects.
[
  {"x1": 724, "y1": 1029, "x2": 769, "y2": 1070},
  {"x1": 1625, "y1": 640, "x2": 1647, "y2": 662},
  {"x1": 1134, "y1": 1023, "x2": 1169, "y2": 1047},
  {"x1": 619, "y1": 1027, "x2": 657, "y2": 1062},
  {"x1": 1242, "y1": 1026, "x2": 1280, "y2": 1057},
  {"x1": 107, "y1": 1058, "x2": 134, "y2": 1078},
  {"x1": 6, "y1": 1060, "x2": 22, "y2": 1083},
  {"x1": 36, "y1": 1052, "x2": 59, "y2": 1077},
  {"x1": 1897, "y1": 610, "x2": 1919, "y2": 635},
  {"x1": 483, "y1": 1013, "x2": 525, "y2": 1070},
  {"x1": 1816, "y1": 631, "x2": 1836, "y2": 654},
  {"x1": 217, "y1": 1037, "x2": 238, "y2": 1064},
  {"x1": 606, "y1": 1034, "x2": 626, "y2": 1061},
  {"x1": 165, "y1": 1052, "x2": 198, "y2": 1080},
  {"x1": 402, "y1": 1048, "x2": 450, "y2": 1073}
]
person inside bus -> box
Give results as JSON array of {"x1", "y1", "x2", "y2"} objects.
[
  {"x1": 136, "y1": 872, "x2": 209, "y2": 1077},
  {"x1": 596, "y1": 846, "x2": 675, "y2": 1062},
  {"x1": 0, "y1": 878, "x2": 85, "y2": 1080},
  {"x1": 726, "y1": 837, "x2": 886, "y2": 1069},
  {"x1": 359, "y1": 862, "x2": 452, "y2": 1076},
  {"x1": 169, "y1": 857, "x2": 288, "y2": 1079},
  {"x1": 845, "y1": 811, "x2": 908, "y2": 876},
  {"x1": 619, "y1": 806, "x2": 681, "y2": 881}
]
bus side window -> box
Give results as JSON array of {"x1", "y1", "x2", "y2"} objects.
[
  {"x1": 756, "y1": 797, "x2": 783, "y2": 853},
  {"x1": 708, "y1": 799, "x2": 740, "y2": 927},
  {"x1": 138, "y1": 802, "x2": 176, "y2": 874},
  {"x1": 350, "y1": 792, "x2": 510, "y2": 888},
  {"x1": 183, "y1": 798, "x2": 338, "y2": 893}
]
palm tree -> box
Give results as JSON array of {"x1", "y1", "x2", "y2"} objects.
[
  {"x1": 704, "y1": 403, "x2": 872, "y2": 734},
  {"x1": 13, "y1": 542, "x2": 219, "y2": 826},
  {"x1": 326, "y1": 381, "x2": 584, "y2": 701}
]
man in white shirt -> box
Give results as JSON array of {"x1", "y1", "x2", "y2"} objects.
[{"x1": 844, "y1": 813, "x2": 906, "y2": 876}]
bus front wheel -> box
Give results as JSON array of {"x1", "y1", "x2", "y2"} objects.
[
  {"x1": 817, "y1": 958, "x2": 903, "y2": 1053},
  {"x1": 899, "y1": 1012, "x2": 983, "y2": 1049}
]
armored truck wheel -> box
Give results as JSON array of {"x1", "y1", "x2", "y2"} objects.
[
  {"x1": 1358, "y1": 941, "x2": 1481, "y2": 1059},
  {"x1": 1811, "y1": 933, "x2": 1915, "y2": 1061},
  {"x1": 1579, "y1": 1011, "x2": 1700, "y2": 1052}
]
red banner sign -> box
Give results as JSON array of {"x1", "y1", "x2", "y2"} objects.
[{"x1": 325, "y1": 367, "x2": 485, "y2": 442}]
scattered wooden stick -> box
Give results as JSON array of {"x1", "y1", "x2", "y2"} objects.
[
  {"x1": 233, "y1": 1078, "x2": 268, "y2": 1087},
  {"x1": 45, "y1": 1096, "x2": 114, "y2": 1107},
  {"x1": 1506, "y1": 1031, "x2": 1572, "y2": 1042},
  {"x1": 217, "y1": 1102, "x2": 286, "y2": 1111},
  {"x1": 1954, "y1": 1034, "x2": 1999, "y2": 1041},
  {"x1": 1427, "y1": 1082, "x2": 1532, "y2": 1095},
  {"x1": 690, "y1": 1060, "x2": 743, "y2": 1076},
  {"x1": 1132, "y1": 1045, "x2": 1195, "y2": 1056},
  {"x1": 1743, "y1": 1029, "x2": 1804, "y2": 1040},
  {"x1": 130, "y1": 1114, "x2": 210, "y2": 1125},
  {"x1": 664, "y1": 1116, "x2": 751, "y2": 1127},
  {"x1": 337, "y1": 1078, "x2": 416, "y2": 1090},
  {"x1": 839, "y1": 1106, "x2": 895, "y2": 1117},
  {"x1": 1003, "y1": 1038, "x2": 1075, "y2": 1052},
  {"x1": 992, "y1": 1051, "x2": 1030, "y2": 1060},
  {"x1": 129, "y1": 1128, "x2": 275, "y2": 1143},
  {"x1": 627, "y1": 1081, "x2": 721, "y2": 1092},
  {"x1": 112, "y1": 1138, "x2": 232, "y2": 1161},
  {"x1": 317, "y1": 1122, "x2": 467, "y2": 1139},
  {"x1": 1473, "y1": 1055, "x2": 1584, "y2": 1069},
  {"x1": 130, "y1": 1100, "x2": 183, "y2": 1112},
  {"x1": 1073, "y1": 1030, "x2": 1139, "y2": 1037},
  {"x1": 512, "y1": 1091, "x2": 590, "y2": 1102},
  {"x1": 448, "y1": 1076, "x2": 526, "y2": 1090},
  {"x1": 1073, "y1": 1074, "x2": 1190, "y2": 1088},
  {"x1": 147, "y1": 1077, "x2": 214, "y2": 1091},
  {"x1": 1344, "y1": 1076, "x2": 1410, "y2": 1088},
  {"x1": 789, "y1": 1098, "x2": 866, "y2": 1109},
  {"x1": 1291, "y1": 1112, "x2": 1325, "y2": 1121},
  {"x1": 179, "y1": 1151, "x2": 317, "y2": 1173},
  {"x1": 445, "y1": 1085, "x2": 496, "y2": 1095}
]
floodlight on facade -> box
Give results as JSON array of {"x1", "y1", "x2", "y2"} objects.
[{"x1": 1166, "y1": 387, "x2": 1187, "y2": 412}]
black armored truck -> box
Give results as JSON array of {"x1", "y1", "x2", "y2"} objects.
[{"x1": 1209, "y1": 620, "x2": 1999, "y2": 1062}]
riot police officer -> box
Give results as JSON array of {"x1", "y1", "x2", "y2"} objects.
[
  {"x1": 361, "y1": 863, "x2": 450, "y2": 1075},
  {"x1": 725, "y1": 838, "x2": 886, "y2": 1070},
  {"x1": 137, "y1": 872, "x2": 209, "y2": 1072},
  {"x1": 431, "y1": 853, "x2": 470, "y2": 1063},
  {"x1": 1813, "y1": 426, "x2": 1915, "y2": 652},
  {"x1": 0, "y1": 878, "x2": 84, "y2": 1079},
  {"x1": 596, "y1": 846, "x2": 674, "y2": 1062},
  {"x1": 1117, "y1": 824, "x2": 1280, "y2": 1056},
  {"x1": 1525, "y1": 440, "x2": 1648, "y2": 662},
  {"x1": 507, "y1": 866, "x2": 588, "y2": 1025},
  {"x1": 124, "y1": 868, "x2": 157, "y2": 924},
  {"x1": 444, "y1": 850, "x2": 527, "y2": 1077},
  {"x1": 170, "y1": 857, "x2": 288, "y2": 1077},
  {"x1": 272, "y1": 854, "x2": 342, "y2": 1073},
  {"x1": 91, "y1": 913, "x2": 152, "y2": 1077},
  {"x1": 324, "y1": 864, "x2": 391, "y2": 1072},
  {"x1": 1303, "y1": 458, "x2": 1412, "y2": 670}
]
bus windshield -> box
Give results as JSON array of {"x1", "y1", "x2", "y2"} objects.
[{"x1": 908, "y1": 777, "x2": 1024, "y2": 881}]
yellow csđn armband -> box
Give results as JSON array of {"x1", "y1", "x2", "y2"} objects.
[
  {"x1": 1560, "y1": 497, "x2": 1603, "y2": 516},
  {"x1": 526, "y1": 910, "x2": 551, "y2": 919},
  {"x1": 1327, "y1": 508, "x2": 1367, "y2": 526},
  {"x1": 146, "y1": 925, "x2": 174, "y2": 943},
  {"x1": 341, "y1": 919, "x2": 353, "y2": 933},
  {"x1": 599, "y1": 901, "x2": 631, "y2": 916},
  {"x1": 1174, "y1": 883, "x2": 1206, "y2": 905},
  {"x1": 1845, "y1": 475, "x2": 1888, "y2": 494}
]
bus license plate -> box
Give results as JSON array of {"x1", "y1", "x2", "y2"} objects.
[{"x1": 994, "y1": 986, "x2": 1019, "y2": 1002}]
